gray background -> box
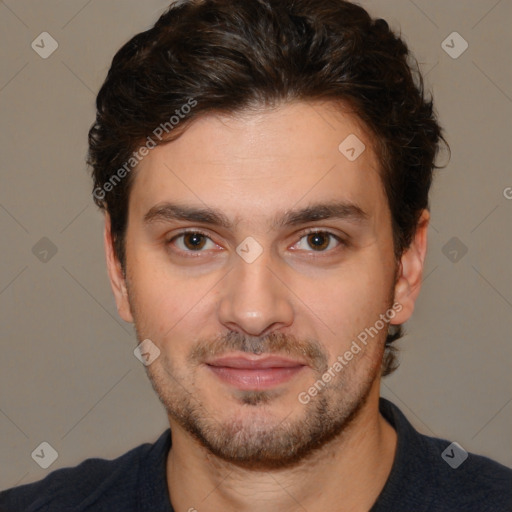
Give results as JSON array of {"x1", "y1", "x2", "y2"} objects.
[{"x1": 1, "y1": 0, "x2": 511, "y2": 489}]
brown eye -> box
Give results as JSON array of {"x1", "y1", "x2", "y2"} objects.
[
  {"x1": 306, "y1": 232, "x2": 331, "y2": 251},
  {"x1": 182, "y1": 232, "x2": 207, "y2": 250},
  {"x1": 291, "y1": 231, "x2": 343, "y2": 253},
  {"x1": 167, "y1": 230, "x2": 220, "y2": 257}
]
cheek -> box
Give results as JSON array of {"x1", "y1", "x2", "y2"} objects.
[
  {"x1": 303, "y1": 256, "x2": 393, "y2": 331},
  {"x1": 127, "y1": 250, "x2": 219, "y2": 341}
]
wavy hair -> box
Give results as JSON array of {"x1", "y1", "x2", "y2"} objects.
[{"x1": 88, "y1": 0, "x2": 448, "y2": 375}]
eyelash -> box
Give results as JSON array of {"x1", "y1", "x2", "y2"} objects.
[
  {"x1": 166, "y1": 228, "x2": 347, "y2": 257},
  {"x1": 166, "y1": 229, "x2": 218, "y2": 257},
  {"x1": 293, "y1": 228, "x2": 346, "y2": 254}
]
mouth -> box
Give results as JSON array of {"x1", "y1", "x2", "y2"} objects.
[{"x1": 205, "y1": 354, "x2": 307, "y2": 390}]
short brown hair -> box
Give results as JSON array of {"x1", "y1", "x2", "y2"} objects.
[{"x1": 88, "y1": 0, "x2": 448, "y2": 375}]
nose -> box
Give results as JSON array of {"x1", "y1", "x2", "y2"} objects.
[{"x1": 217, "y1": 249, "x2": 294, "y2": 337}]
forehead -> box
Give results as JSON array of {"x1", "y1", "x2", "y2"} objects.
[{"x1": 128, "y1": 101, "x2": 386, "y2": 224}]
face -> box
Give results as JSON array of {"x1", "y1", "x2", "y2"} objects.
[{"x1": 106, "y1": 101, "x2": 425, "y2": 470}]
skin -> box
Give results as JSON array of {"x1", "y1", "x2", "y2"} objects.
[{"x1": 105, "y1": 101, "x2": 429, "y2": 512}]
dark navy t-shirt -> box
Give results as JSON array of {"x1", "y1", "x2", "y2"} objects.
[{"x1": 1, "y1": 398, "x2": 511, "y2": 511}]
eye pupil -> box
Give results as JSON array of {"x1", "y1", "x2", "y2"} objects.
[
  {"x1": 307, "y1": 233, "x2": 329, "y2": 251},
  {"x1": 184, "y1": 233, "x2": 206, "y2": 250}
]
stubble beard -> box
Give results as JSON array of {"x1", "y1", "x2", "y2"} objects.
[{"x1": 143, "y1": 330, "x2": 384, "y2": 471}]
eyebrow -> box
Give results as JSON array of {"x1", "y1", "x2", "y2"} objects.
[
  {"x1": 143, "y1": 200, "x2": 368, "y2": 229},
  {"x1": 274, "y1": 201, "x2": 368, "y2": 228},
  {"x1": 144, "y1": 203, "x2": 232, "y2": 228}
]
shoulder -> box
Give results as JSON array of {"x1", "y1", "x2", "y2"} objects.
[
  {"x1": 418, "y1": 433, "x2": 512, "y2": 510},
  {"x1": 377, "y1": 398, "x2": 512, "y2": 512},
  {"x1": 0, "y1": 431, "x2": 170, "y2": 512}
]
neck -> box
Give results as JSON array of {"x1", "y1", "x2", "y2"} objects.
[{"x1": 166, "y1": 385, "x2": 396, "y2": 512}]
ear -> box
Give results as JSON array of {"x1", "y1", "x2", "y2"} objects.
[
  {"x1": 104, "y1": 213, "x2": 134, "y2": 323},
  {"x1": 390, "y1": 209, "x2": 429, "y2": 325}
]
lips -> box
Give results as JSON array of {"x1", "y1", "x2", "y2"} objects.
[
  {"x1": 205, "y1": 354, "x2": 307, "y2": 390},
  {"x1": 206, "y1": 355, "x2": 306, "y2": 369}
]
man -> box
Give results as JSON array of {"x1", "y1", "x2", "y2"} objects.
[{"x1": 1, "y1": 0, "x2": 510, "y2": 510}]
